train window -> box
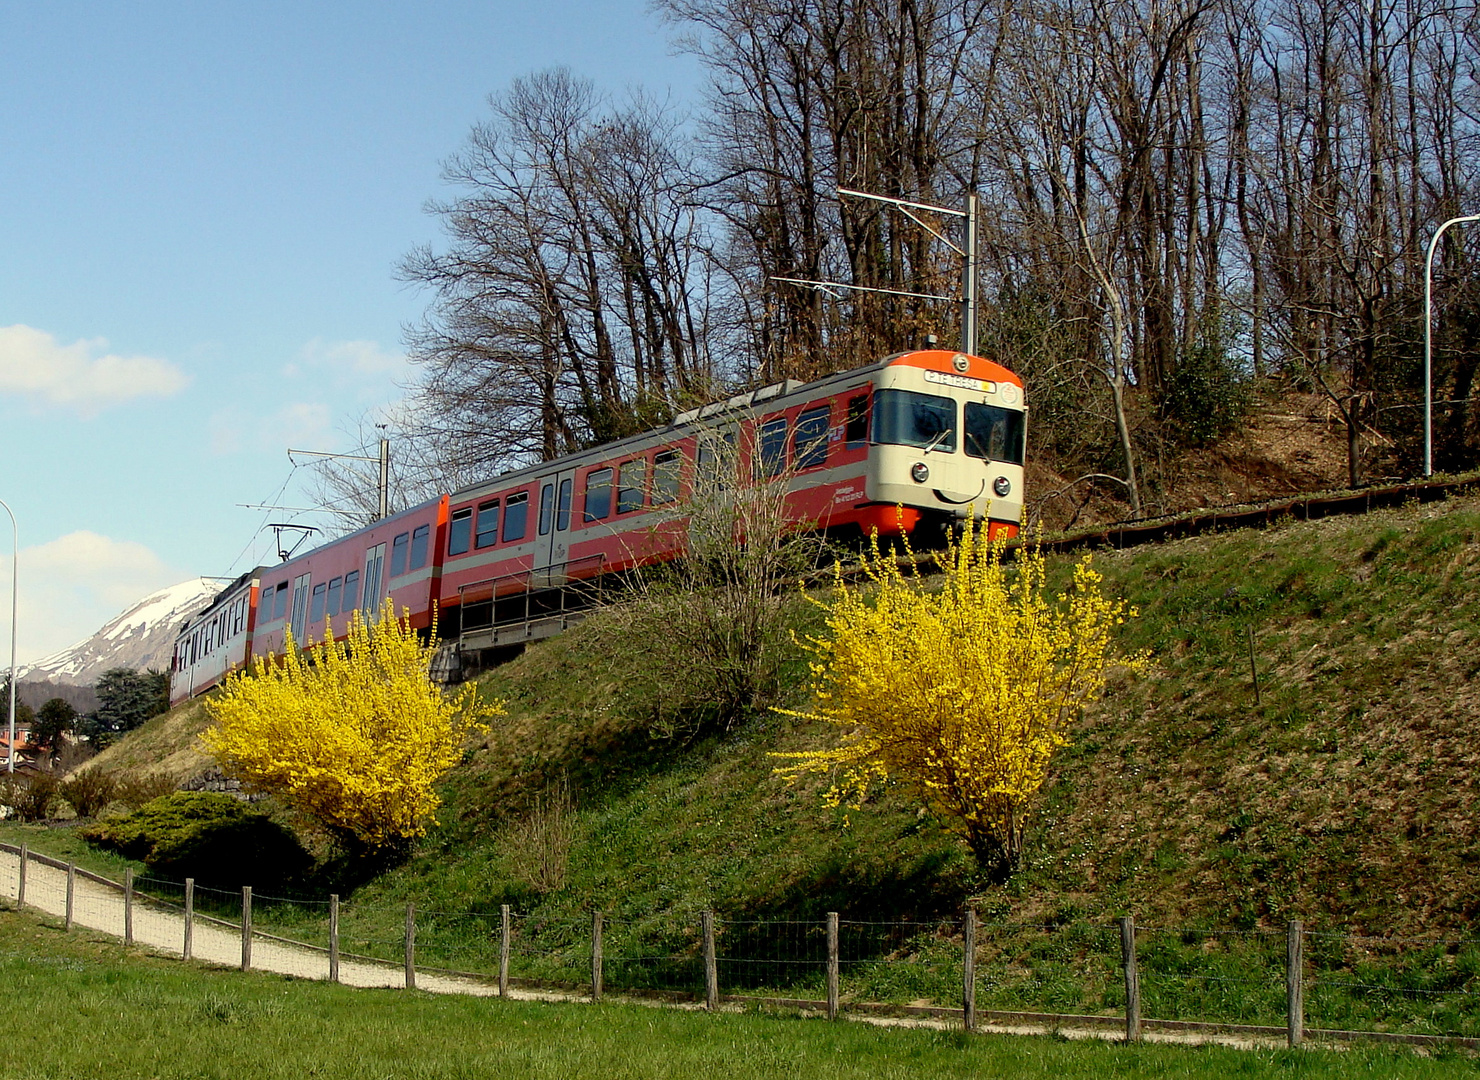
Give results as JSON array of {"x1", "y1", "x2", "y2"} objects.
[
  {"x1": 845, "y1": 393, "x2": 870, "y2": 446},
  {"x1": 448, "y1": 508, "x2": 473, "y2": 555},
  {"x1": 652, "y1": 449, "x2": 682, "y2": 504},
  {"x1": 343, "y1": 570, "x2": 360, "y2": 613},
  {"x1": 538, "y1": 483, "x2": 554, "y2": 535},
  {"x1": 504, "y1": 491, "x2": 529, "y2": 541},
  {"x1": 696, "y1": 430, "x2": 735, "y2": 491},
  {"x1": 556, "y1": 479, "x2": 572, "y2": 530},
  {"x1": 963, "y1": 403, "x2": 1026, "y2": 465},
  {"x1": 310, "y1": 582, "x2": 327, "y2": 624},
  {"x1": 584, "y1": 468, "x2": 613, "y2": 521},
  {"x1": 757, "y1": 417, "x2": 788, "y2": 477},
  {"x1": 326, "y1": 576, "x2": 343, "y2": 619},
  {"x1": 273, "y1": 582, "x2": 289, "y2": 621},
  {"x1": 475, "y1": 500, "x2": 500, "y2": 547},
  {"x1": 617, "y1": 459, "x2": 647, "y2": 513},
  {"x1": 390, "y1": 532, "x2": 410, "y2": 577},
  {"x1": 872, "y1": 389, "x2": 956, "y2": 453},
  {"x1": 410, "y1": 524, "x2": 430, "y2": 570},
  {"x1": 793, "y1": 407, "x2": 830, "y2": 469}
]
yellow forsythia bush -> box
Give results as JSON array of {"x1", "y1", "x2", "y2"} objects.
[
  {"x1": 773, "y1": 523, "x2": 1146, "y2": 879},
  {"x1": 203, "y1": 605, "x2": 500, "y2": 852}
]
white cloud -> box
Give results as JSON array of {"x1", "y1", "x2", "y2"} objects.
[
  {"x1": 208, "y1": 401, "x2": 333, "y2": 456},
  {"x1": 288, "y1": 337, "x2": 407, "y2": 381},
  {"x1": 0, "y1": 324, "x2": 189, "y2": 415},
  {"x1": 0, "y1": 531, "x2": 182, "y2": 663}
]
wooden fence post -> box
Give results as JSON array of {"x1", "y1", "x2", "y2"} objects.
[
  {"x1": 499, "y1": 904, "x2": 510, "y2": 998},
  {"x1": 1121, "y1": 916, "x2": 1141, "y2": 1042},
  {"x1": 591, "y1": 911, "x2": 603, "y2": 1003},
  {"x1": 65, "y1": 863, "x2": 75, "y2": 931},
  {"x1": 123, "y1": 869, "x2": 134, "y2": 946},
  {"x1": 963, "y1": 908, "x2": 977, "y2": 1033},
  {"x1": 405, "y1": 903, "x2": 417, "y2": 990},
  {"x1": 328, "y1": 894, "x2": 339, "y2": 983},
  {"x1": 1287, "y1": 920, "x2": 1304, "y2": 1048},
  {"x1": 183, "y1": 878, "x2": 194, "y2": 961},
  {"x1": 703, "y1": 910, "x2": 718, "y2": 1012},
  {"x1": 241, "y1": 886, "x2": 252, "y2": 971},
  {"x1": 826, "y1": 912, "x2": 840, "y2": 1021},
  {"x1": 16, "y1": 843, "x2": 25, "y2": 909}
]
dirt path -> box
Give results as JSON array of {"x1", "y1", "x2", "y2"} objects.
[
  {"x1": 1, "y1": 848, "x2": 1287, "y2": 1049},
  {"x1": 0, "y1": 848, "x2": 515, "y2": 997}
]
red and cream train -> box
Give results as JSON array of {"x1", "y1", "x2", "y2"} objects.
[{"x1": 170, "y1": 348, "x2": 1027, "y2": 706}]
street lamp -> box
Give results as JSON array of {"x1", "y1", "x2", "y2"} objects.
[
  {"x1": 1423, "y1": 213, "x2": 1480, "y2": 477},
  {"x1": 0, "y1": 498, "x2": 15, "y2": 774}
]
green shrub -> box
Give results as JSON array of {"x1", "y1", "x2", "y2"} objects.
[
  {"x1": 58, "y1": 770, "x2": 120, "y2": 818},
  {"x1": 112, "y1": 772, "x2": 177, "y2": 810},
  {"x1": 81, "y1": 792, "x2": 310, "y2": 887},
  {"x1": 0, "y1": 773, "x2": 61, "y2": 822}
]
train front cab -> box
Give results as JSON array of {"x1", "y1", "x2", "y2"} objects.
[{"x1": 862, "y1": 350, "x2": 1025, "y2": 541}]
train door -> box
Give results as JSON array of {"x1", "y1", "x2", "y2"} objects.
[
  {"x1": 534, "y1": 468, "x2": 577, "y2": 583},
  {"x1": 362, "y1": 543, "x2": 386, "y2": 618},
  {"x1": 289, "y1": 573, "x2": 311, "y2": 645}
]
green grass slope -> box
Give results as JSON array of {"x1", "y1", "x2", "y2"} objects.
[{"x1": 68, "y1": 491, "x2": 1480, "y2": 942}]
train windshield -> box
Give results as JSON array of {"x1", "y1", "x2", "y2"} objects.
[
  {"x1": 964, "y1": 403, "x2": 1025, "y2": 465},
  {"x1": 872, "y1": 389, "x2": 956, "y2": 452}
]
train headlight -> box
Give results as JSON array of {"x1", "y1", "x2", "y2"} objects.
[
  {"x1": 910, "y1": 462, "x2": 930, "y2": 484},
  {"x1": 993, "y1": 476, "x2": 1012, "y2": 497}
]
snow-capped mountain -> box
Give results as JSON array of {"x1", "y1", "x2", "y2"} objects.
[{"x1": 16, "y1": 578, "x2": 222, "y2": 692}]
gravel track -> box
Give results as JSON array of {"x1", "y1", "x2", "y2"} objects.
[{"x1": 0, "y1": 848, "x2": 522, "y2": 998}]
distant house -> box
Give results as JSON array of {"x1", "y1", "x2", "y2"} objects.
[{"x1": 0, "y1": 726, "x2": 35, "y2": 770}]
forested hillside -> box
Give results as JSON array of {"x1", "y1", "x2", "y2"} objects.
[{"x1": 376, "y1": 0, "x2": 1480, "y2": 530}]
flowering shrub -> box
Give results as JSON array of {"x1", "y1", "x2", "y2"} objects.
[
  {"x1": 203, "y1": 605, "x2": 500, "y2": 853},
  {"x1": 773, "y1": 522, "x2": 1146, "y2": 880}
]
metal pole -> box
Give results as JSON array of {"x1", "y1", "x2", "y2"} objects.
[
  {"x1": 1424, "y1": 213, "x2": 1480, "y2": 478},
  {"x1": 378, "y1": 438, "x2": 390, "y2": 520},
  {"x1": 0, "y1": 498, "x2": 16, "y2": 775},
  {"x1": 962, "y1": 192, "x2": 978, "y2": 356}
]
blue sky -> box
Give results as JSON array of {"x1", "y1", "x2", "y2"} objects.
[{"x1": 0, "y1": 1, "x2": 700, "y2": 662}]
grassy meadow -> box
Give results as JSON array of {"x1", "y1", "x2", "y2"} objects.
[
  {"x1": 11, "y1": 489, "x2": 1480, "y2": 1044},
  {"x1": 3, "y1": 908, "x2": 1478, "y2": 1080}
]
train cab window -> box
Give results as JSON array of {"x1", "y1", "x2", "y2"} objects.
[
  {"x1": 326, "y1": 576, "x2": 343, "y2": 619},
  {"x1": 757, "y1": 417, "x2": 788, "y2": 477},
  {"x1": 410, "y1": 524, "x2": 430, "y2": 570},
  {"x1": 448, "y1": 508, "x2": 473, "y2": 556},
  {"x1": 963, "y1": 403, "x2": 1026, "y2": 465},
  {"x1": 793, "y1": 407, "x2": 830, "y2": 470},
  {"x1": 845, "y1": 393, "x2": 870, "y2": 447},
  {"x1": 584, "y1": 468, "x2": 613, "y2": 521},
  {"x1": 616, "y1": 459, "x2": 647, "y2": 513},
  {"x1": 556, "y1": 479, "x2": 572, "y2": 530},
  {"x1": 390, "y1": 532, "x2": 410, "y2": 577},
  {"x1": 503, "y1": 491, "x2": 529, "y2": 541},
  {"x1": 475, "y1": 500, "x2": 500, "y2": 547},
  {"x1": 310, "y1": 583, "x2": 327, "y2": 624},
  {"x1": 652, "y1": 449, "x2": 682, "y2": 504},
  {"x1": 273, "y1": 582, "x2": 289, "y2": 622},
  {"x1": 872, "y1": 389, "x2": 957, "y2": 453},
  {"x1": 342, "y1": 570, "x2": 360, "y2": 613},
  {"x1": 538, "y1": 483, "x2": 555, "y2": 535}
]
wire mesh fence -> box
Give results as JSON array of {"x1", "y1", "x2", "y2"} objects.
[{"x1": 4, "y1": 843, "x2": 1480, "y2": 1046}]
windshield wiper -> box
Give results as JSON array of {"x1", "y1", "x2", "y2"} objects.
[{"x1": 920, "y1": 428, "x2": 952, "y2": 455}]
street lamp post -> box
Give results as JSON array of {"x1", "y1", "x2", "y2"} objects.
[
  {"x1": 1423, "y1": 213, "x2": 1480, "y2": 477},
  {"x1": 0, "y1": 498, "x2": 15, "y2": 774}
]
